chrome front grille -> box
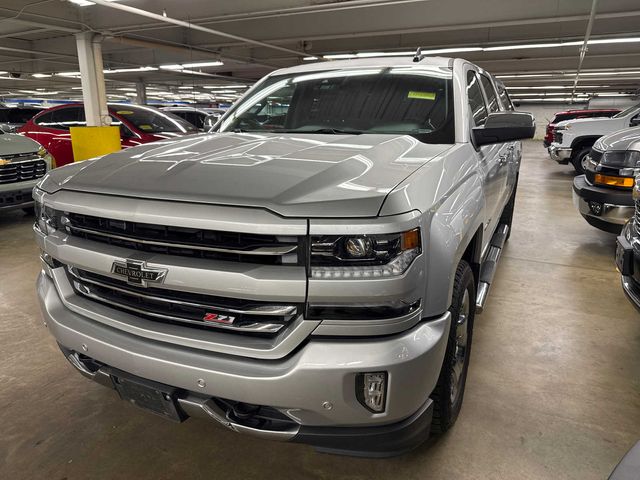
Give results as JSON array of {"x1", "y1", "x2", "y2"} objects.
[
  {"x1": 68, "y1": 267, "x2": 299, "y2": 335},
  {"x1": 635, "y1": 200, "x2": 640, "y2": 233},
  {"x1": 0, "y1": 156, "x2": 46, "y2": 184},
  {"x1": 63, "y1": 212, "x2": 301, "y2": 265}
]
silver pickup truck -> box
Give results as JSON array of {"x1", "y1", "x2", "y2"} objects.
[{"x1": 34, "y1": 57, "x2": 534, "y2": 457}]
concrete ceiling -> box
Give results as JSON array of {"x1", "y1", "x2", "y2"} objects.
[{"x1": 0, "y1": 0, "x2": 639, "y2": 104}]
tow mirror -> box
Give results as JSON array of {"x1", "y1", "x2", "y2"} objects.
[{"x1": 472, "y1": 111, "x2": 536, "y2": 147}]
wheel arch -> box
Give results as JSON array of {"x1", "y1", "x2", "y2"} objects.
[
  {"x1": 423, "y1": 175, "x2": 485, "y2": 318},
  {"x1": 570, "y1": 135, "x2": 601, "y2": 155}
]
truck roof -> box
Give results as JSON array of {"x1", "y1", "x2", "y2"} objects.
[{"x1": 271, "y1": 56, "x2": 454, "y2": 76}]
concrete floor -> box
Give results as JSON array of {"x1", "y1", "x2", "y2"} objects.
[{"x1": 1, "y1": 140, "x2": 639, "y2": 479}]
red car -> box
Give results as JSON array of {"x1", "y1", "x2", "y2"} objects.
[
  {"x1": 18, "y1": 103, "x2": 197, "y2": 167},
  {"x1": 543, "y1": 108, "x2": 620, "y2": 147}
]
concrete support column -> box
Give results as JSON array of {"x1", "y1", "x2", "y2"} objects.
[
  {"x1": 135, "y1": 81, "x2": 147, "y2": 105},
  {"x1": 75, "y1": 32, "x2": 111, "y2": 127}
]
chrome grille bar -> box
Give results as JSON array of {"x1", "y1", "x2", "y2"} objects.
[
  {"x1": 68, "y1": 267, "x2": 297, "y2": 317},
  {"x1": 65, "y1": 224, "x2": 298, "y2": 256},
  {"x1": 67, "y1": 267, "x2": 298, "y2": 335},
  {"x1": 72, "y1": 281, "x2": 286, "y2": 334}
]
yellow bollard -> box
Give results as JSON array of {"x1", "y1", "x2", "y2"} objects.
[{"x1": 69, "y1": 126, "x2": 121, "y2": 162}]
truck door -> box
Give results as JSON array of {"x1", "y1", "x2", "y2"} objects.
[
  {"x1": 466, "y1": 70, "x2": 504, "y2": 242},
  {"x1": 478, "y1": 72, "x2": 512, "y2": 213}
]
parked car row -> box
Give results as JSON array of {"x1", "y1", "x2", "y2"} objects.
[
  {"x1": 0, "y1": 102, "x2": 228, "y2": 213},
  {"x1": 544, "y1": 105, "x2": 640, "y2": 312}
]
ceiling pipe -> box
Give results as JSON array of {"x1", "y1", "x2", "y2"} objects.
[
  {"x1": 86, "y1": 0, "x2": 309, "y2": 58},
  {"x1": 571, "y1": 0, "x2": 599, "y2": 104}
]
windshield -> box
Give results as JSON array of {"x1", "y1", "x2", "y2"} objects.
[
  {"x1": 112, "y1": 106, "x2": 197, "y2": 134},
  {"x1": 218, "y1": 67, "x2": 455, "y2": 144},
  {"x1": 613, "y1": 103, "x2": 640, "y2": 118}
]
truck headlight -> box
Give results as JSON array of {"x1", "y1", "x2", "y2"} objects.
[
  {"x1": 33, "y1": 189, "x2": 58, "y2": 235},
  {"x1": 310, "y1": 228, "x2": 421, "y2": 279},
  {"x1": 601, "y1": 150, "x2": 640, "y2": 168}
]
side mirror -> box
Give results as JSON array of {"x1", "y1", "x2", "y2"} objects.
[
  {"x1": 630, "y1": 116, "x2": 640, "y2": 127},
  {"x1": 472, "y1": 111, "x2": 536, "y2": 147}
]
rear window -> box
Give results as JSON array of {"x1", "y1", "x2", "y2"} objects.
[
  {"x1": 112, "y1": 106, "x2": 197, "y2": 134},
  {"x1": 0, "y1": 108, "x2": 42, "y2": 123}
]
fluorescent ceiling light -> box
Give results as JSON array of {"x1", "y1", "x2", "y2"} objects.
[
  {"x1": 181, "y1": 61, "x2": 224, "y2": 68},
  {"x1": 507, "y1": 85, "x2": 609, "y2": 89},
  {"x1": 69, "y1": 0, "x2": 120, "y2": 6},
  {"x1": 32, "y1": 73, "x2": 52, "y2": 78},
  {"x1": 160, "y1": 61, "x2": 223, "y2": 70},
  {"x1": 104, "y1": 66, "x2": 158, "y2": 74},
  {"x1": 178, "y1": 86, "x2": 194, "y2": 89},
  {"x1": 204, "y1": 84, "x2": 249, "y2": 89},
  {"x1": 309, "y1": 36, "x2": 640, "y2": 62}
]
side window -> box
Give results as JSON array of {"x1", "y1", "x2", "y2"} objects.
[
  {"x1": 497, "y1": 84, "x2": 515, "y2": 111},
  {"x1": 467, "y1": 71, "x2": 488, "y2": 127},
  {"x1": 480, "y1": 74, "x2": 500, "y2": 113},
  {"x1": 51, "y1": 107, "x2": 80, "y2": 131},
  {"x1": 34, "y1": 111, "x2": 56, "y2": 128}
]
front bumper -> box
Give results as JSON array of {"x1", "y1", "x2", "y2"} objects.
[
  {"x1": 0, "y1": 178, "x2": 39, "y2": 210},
  {"x1": 548, "y1": 144, "x2": 572, "y2": 163},
  {"x1": 618, "y1": 222, "x2": 640, "y2": 313},
  {"x1": 37, "y1": 269, "x2": 449, "y2": 453},
  {"x1": 572, "y1": 175, "x2": 634, "y2": 231}
]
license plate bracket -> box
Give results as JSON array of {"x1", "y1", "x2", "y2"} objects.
[{"x1": 106, "y1": 368, "x2": 186, "y2": 423}]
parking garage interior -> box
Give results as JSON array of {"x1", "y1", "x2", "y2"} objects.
[{"x1": 1, "y1": 1, "x2": 640, "y2": 479}]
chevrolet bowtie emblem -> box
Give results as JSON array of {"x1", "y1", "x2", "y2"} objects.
[{"x1": 111, "y1": 259, "x2": 167, "y2": 287}]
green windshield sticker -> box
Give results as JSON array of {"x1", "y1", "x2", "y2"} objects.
[
  {"x1": 408, "y1": 91, "x2": 436, "y2": 100},
  {"x1": 116, "y1": 110, "x2": 134, "y2": 115},
  {"x1": 138, "y1": 124, "x2": 153, "y2": 131}
]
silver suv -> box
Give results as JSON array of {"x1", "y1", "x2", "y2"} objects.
[{"x1": 34, "y1": 57, "x2": 534, "y2": 457}]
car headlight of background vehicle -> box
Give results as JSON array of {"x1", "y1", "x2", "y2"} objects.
[
  {"x1": 601, "y1": 150, "x2": 640, "y2": 168},
  {"x1": 36, "y1": 145, "x2": 55, "y2": 167},
  {"x1": 310, "y1": 228, "x2": 421, "y2": 279}
]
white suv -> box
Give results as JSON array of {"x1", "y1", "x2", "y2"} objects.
[{"x1": 548, "y1": 103, "x2": 640, "y2": 173}]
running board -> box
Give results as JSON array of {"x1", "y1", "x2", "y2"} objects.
[{"x1": 476, "y1": 224, "x2": 509, "y2": 314}]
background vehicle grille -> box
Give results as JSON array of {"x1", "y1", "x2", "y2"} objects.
[
  {"x1": 635, "y1": 200, "x2": 640, "y2": 234},
  {"x1": 68, "y1": 267, "x2": 299, "y2": 335},
  {"x1": 0, "y1": 156, "x2": 46, "y2": 184},
  {"x1": 63, "y1": 212, "x2": 301, "y2": 265}
]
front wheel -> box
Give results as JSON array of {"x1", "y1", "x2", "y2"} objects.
[
  {"x1": 571, "y1": 147, "x2": 591, "y2": 174},
  {"x1": 431, "y1": 260, "x2": 476, "y2": 435}
]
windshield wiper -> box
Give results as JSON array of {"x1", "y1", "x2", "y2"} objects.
[{"x1": 301, "y1": 128, "x2": 363, "y2": 135}]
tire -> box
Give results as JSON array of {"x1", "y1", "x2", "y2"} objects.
[
  {"x1": 571, "y1": 147, "x2": 592, "y2": 174},
  {"x1": 431, "y1": 260, "x2": 476, "y2": 435},
  {"x1": 499, "y1": 175, "x2": 518, "y2": 241}
]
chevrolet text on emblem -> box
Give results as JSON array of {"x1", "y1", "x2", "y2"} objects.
[{"x1": 111, "y1": 259, "x2": 167, "y2": 287}]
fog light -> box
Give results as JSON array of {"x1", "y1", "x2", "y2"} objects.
[
  {"x1": 589, "y1": 201, "x2": 603, "y2": 216},
  {"x1": 357, "y1": 372, "x2": 387, "y2": 413}
]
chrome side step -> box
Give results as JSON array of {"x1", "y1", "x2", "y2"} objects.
[{"x1": 476, "y1": 224, "x2": 509, "y2": 314}]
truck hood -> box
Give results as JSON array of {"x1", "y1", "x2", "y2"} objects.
[
  {"x1": 41, "y1": 132, "x2": 452, "y2": 217},
  {"x1": 558, "y1": 115, "x2": 628, "y2": 134},
  {"x1": 594, "y1": 126, "x2": 640, "y2": 152},
  {"x1": 0, "y1": 132, "x2": 41, "y2": 155}
]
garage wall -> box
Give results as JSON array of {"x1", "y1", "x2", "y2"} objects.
[{"x1": 514, "y1": 103, "x2": 575, "y2": 140}]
